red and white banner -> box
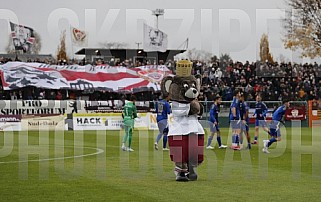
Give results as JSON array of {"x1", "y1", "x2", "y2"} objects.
[
  {"x1": 0, "y1": 62, "x2": 171, "y2": 92},
  {"x1": 285, "y1": 106, "x2": 306, "y2": 121}
]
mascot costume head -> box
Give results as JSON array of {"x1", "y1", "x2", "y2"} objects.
[{"x1": 161, "y1": 60, "x2": 205, "y2": 181}]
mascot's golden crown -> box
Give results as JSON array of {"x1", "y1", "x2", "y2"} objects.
[{"x1": 176, "y1": 60, "x2": 193, "y2": 77}]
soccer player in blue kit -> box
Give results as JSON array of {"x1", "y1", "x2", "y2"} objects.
[
  {"x1": 262, "y1": 100, "x2": 290, "y2": 153},
  {"x1": 229, "y1": 89, "x2": 242, "y2": 150},
  {"x1": 154, "y1": 95, "x2": 171, "y2": 151},
  {"x1": 239, "y1": 93, "x2": 251, "y2": 149},
  {"x1": 253, "y1": 94, "x2": 269, "y2": 144},
  {"x1": 206, "y1": 95, "x2": 227, "y2": 149}
]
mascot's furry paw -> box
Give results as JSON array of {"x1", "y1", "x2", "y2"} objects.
[
  {"x1": 189, "y1": 100, "x2": 200, "y2": 115},
  {"x1": 198, "y1": 103, "x2": 204, "y2": 116}
]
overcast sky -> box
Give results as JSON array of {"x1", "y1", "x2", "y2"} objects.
[{"x1": 0, "y1": 0, "x2": 315, "y2": 63}]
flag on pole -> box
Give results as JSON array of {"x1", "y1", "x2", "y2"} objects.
[
  {"x1": 143, "y1": 24, "x2": 168, "y2": 52},
  {"x1": 71, "y1": 26, "x2": 88, "y2": 47},
  {"x1": 10, "y1": 22, "x2": 35, "y2": 53}
]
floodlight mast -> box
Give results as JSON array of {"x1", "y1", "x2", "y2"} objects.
[{"x1": 152, "y1": 9, "x2": 164, "y2": 30}]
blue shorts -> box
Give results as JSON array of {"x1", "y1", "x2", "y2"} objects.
[
  {"x1": 269, "y1": 121, "x2": 281, "y2": 137},
  {"x1": 157, "y1": 120, "x2": 168, "y2": 134},
  {"x1": 209, "y1": 122, "x2": 220, "y2": 132},
  {"x1": 255, "y1": 119, "x2": 267, "y2": 127},
  {"x1": 241, "y1": 122, "x2": 249, "y2": 132},
  {"x1": 230, "y1": 120, "x2": 241, "y2": 130}
]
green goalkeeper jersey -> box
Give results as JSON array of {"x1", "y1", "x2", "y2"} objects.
[{"x1": 123, "y1": 101, "x2": 137, "y2": 122}]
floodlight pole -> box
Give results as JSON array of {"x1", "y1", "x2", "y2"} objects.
[{"x1": 152, "y1": 9, "x2": 164, "y2": 30}]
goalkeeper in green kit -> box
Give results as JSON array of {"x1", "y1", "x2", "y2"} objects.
[{"x1": 121, "y1": 95, "x2": 138, "y2": 152}]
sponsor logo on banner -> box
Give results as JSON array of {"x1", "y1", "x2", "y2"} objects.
[
  {"x1": 0, "y1": 115, "x2": 22, "y2": 122},
  {"x1": 0, "y1": 100, "x2": 71, "y2": 115},
  {"x1": 72, "y1": 113, "x2": 150, "y2": 131},
  {"x1": 0, "y1": 115, "x2": 22, "y2": 131},
  {"x1": 0, "y1": 100, "x2": 94, "y2": 115},
  {"x1": 285, "y1": 106, "x2": 306, "y2": 120},
  {"x1": 21, "y1": 115, "x2": 65, "y2": 131},
  {"x1": 73, "y1": 116, "x2": 106, "y2": 130},
  {"x1": 76, "y1": 117, "x2": 106, "y2": 126},
  {"x1": 149, "y1": 113, "x2": 158, "y2": 130},
  {"x1": 107, "y1": 119, "x2": 123, "y2": 129}
]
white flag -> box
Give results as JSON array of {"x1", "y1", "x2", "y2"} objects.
[
  {"x1": 143, "y1": 24, "x2": 168, "y2": 52},
  {"x1": 10, "y1": 22, "x2": 35, "y2": 53},
  {"x1": 71, "y1": 26, "x2": 88, "y2": 47}
]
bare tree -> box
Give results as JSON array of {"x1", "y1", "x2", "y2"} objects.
[
  {"x1": 260, "y1": 33, "x2": 274, "y2": 63},
  {"x1": 277, "y1": 54, "x2": 289, "y2": 63},
  {"x1": 56, "y1": 30, "x2": 68, "y2": 61},
  {"x1": 284, "y1": 0, "x2": 321, "y2": 58},
  {"x1": 186, "y1": 48, "x2": 212, "y2": 62},
  {"x1": 5, "y1": 31, "x2": 42, "y2": 54},
  {"x1": 219, "y1": 53, "x2": 232, "y2": 63},
  {"x1": 98, "y1": 42, "x2": 128, "y2": 49}
]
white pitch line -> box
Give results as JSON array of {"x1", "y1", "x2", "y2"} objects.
[{"x1": 0, "y1": 145, "x2": 105, "y2": 164}]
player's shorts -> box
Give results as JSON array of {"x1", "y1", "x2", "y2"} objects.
[
  {"x1": 157, "y1": 119, "x2": 168, "y2": 134},
  {"x1": 269, "y1": 121, "x2": 281, "y2": 137},
  {"x1": 209, "y1": 122, "x2": 220, "y2": 132},
  {"x1": 241, "y1": 122, "x2": 249, "y2": 132},
  {"x1": 255, "y1": 119, "x2": 267, "y2": 127},
  {"x1": 230, "y1": 120, "x2": 241, "y2": 130},
  {"x1": 123, "y1": 119, "x2": 134, "y2": 128},
  {"x1": 168, "y1": 134, "x2": 204, "y2": 164}
]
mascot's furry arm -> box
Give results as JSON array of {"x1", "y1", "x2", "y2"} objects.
[{"x1": 189, "y1": 100, "x2": 201, "y2": 115}]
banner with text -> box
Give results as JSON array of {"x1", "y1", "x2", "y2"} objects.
[
  {"x1": 285, "y1": 106, "x2": 306, "y2": 121},
  {"x1": 72, "y1": 113, "x2": 150, "y2": 131},
  {"x1": 0, "y1": 115, "x2": 22, "y2": 131}
]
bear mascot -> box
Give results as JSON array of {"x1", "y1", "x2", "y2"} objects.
[{"x1": 161, "y1": 60, "x2": 205, "y2": 181}]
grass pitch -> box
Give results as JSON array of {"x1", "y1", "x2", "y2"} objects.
[{"x1": 0, "y1": 127, "x2": 321, "y2": 202}]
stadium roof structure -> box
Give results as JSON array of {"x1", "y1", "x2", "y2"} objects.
[{"x1": 75, "y1": 48, "x2": 186, "y2": 63}]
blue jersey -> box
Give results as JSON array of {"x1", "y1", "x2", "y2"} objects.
[
  {"x1": 209, "y1": 103, "x2": 219, "y2": 123},
  {"x1": 254, "y1": 101, "x2": 268, "y2": 120},
  {"x1": 155, "y1": 99, "x2": 171, "y2": 122},
  {"x1": 229, "y1": 97, "x2": 240, "y2": 120},
  {"x1": 240, "y1": 101, "x2": 250, "y2": 123},
  {"x1": 272, "y1": 105, "x2": 287, "y2": 122}
]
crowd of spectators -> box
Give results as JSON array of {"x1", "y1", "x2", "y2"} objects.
[
  {"x1": 1, "y1": 56, "x2": 321, "y2": 102},
  {"x1": 195, "y1": 60, "x2": 321, "y2": 102},
  {"x1": 0, "y1": 56, "x2": 171, "y2": 68}
]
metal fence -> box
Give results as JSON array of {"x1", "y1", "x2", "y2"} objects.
[{"x1": 200, "y1": 101, "x2": 308, "y2": 120}]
